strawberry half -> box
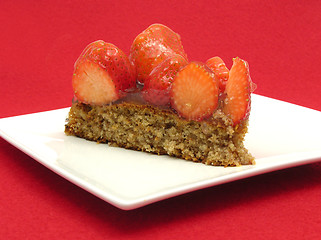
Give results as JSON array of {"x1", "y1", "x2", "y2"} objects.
[
  {"x1": 223, "y1": 57, "x2": 256, "y2": 125},
  {"x1": 170, "y1": 62, "x2": 219, "y2": 121},
  {"x1": 206, "y1": 56, "x2": 229, "y2": 92},
  {"x1": 142, "y1": 54, "x2": 188, "y2": 106},
  {"x1": 72, "y1": 40, "x2": 136, "y2": 105},
  {"x1": 129, "y1": 24, "x2": 188, "y2": 84}
]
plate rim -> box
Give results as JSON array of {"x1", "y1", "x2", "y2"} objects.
[{"x1": 1, "y1": 94, "x2": 321, "y2": 210}]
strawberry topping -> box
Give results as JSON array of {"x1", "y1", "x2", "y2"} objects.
[
  {"x1": 142, "y1": 54, "x2": 188, "y2": 106},
  {"x1": 129, "y1": 24, "x2": 187, "y2": 84},
  {"x1": 72, "y1": 40, "x2": 136, "y2": 105},
  {"x1": 71, "y1": 25, "x2": 256, "y2": 125},
  {"x1": 170, "y1": 62, "x2": 219, "y2": 121},
  {"x1": 206, "y1": 56, "x2": 229, "y2": 92},
  {"x1": 73, "y1": 60, "x2": 119, "y2": 105},
  {"x1": 223, "y1": 57, "x2": 255, "y2": 125}
]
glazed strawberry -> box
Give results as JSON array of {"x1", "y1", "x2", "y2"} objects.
[
  {"x1": 72, "y1": 40, "x2": 136, "y2": 105},
  {"x1": 223, "y1": 57, "x2": 256, "y2": 125},
  {"x1": 142, "y1": 54, "x2": 188, "y2": 106},
  {"x1": 206, "y1": 56, "x2": 229, "y2": 92},
  {"x1": 129, "y1": 24, "x2": 188, "y2": 84},
  {"x1": 170, "y1": 62, "x2": 219, "y2": 121}
]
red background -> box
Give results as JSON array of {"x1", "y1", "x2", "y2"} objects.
[{"x1": 1, "y1": 1, "x2": 320, "y2": 239}]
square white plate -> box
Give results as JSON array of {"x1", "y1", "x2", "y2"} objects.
[{"x1": 1, "y1": 94, "x2": 321, "y2": 210}]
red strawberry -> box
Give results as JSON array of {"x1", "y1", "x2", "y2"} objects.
[
  {"x1": 206, "y1": 56, "x2": 229, "y2": 92},
  {"x1": 72, "y1": 40, "x2": 136, "y2": 105},
  {"x1": 223, "y1": 57, "x2": 256, "y2": 125},
  {"x1": 170, "y1": 62, "x2": 219, "y2": 121},
  {"x1": 129, "y1": 24, "x2": 188, "y2": 84},
  {"x1": 142, "y1": 54, "x2": 188, "y2": 106}
]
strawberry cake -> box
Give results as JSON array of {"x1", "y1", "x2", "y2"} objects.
[{"x1": 65, "y1": 24, "x2": 256, "y2": 166}]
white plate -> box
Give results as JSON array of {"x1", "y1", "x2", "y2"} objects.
[{"x1": 1, "y1": 94, "x2": 321, "y2": 210}]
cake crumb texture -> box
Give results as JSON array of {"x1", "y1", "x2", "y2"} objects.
[{"x1": 65, "y1": 103, "x2": 255, "y2": 166}]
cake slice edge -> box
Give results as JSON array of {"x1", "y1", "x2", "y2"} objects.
[{"x1": 65, "y1": 102, "x2": 255, "y2": 166}]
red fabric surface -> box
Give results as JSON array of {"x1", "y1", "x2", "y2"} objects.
[{"x1": 1, "y1": 1, "x2": 320, "y2": 239}]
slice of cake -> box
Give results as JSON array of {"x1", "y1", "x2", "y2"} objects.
[{"x1": 65, "y1": 24, "x2": 256, "y2": 166}]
